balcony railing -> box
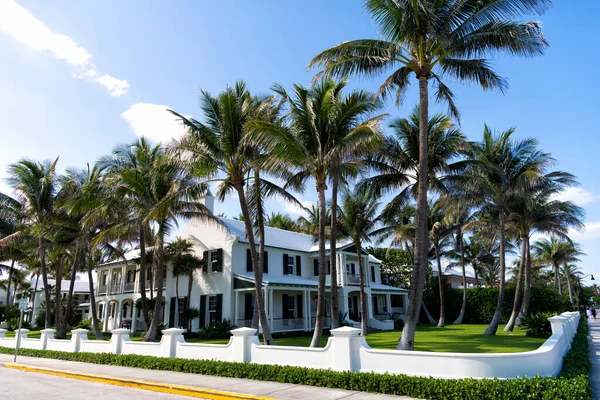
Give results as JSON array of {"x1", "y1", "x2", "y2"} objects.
[
  {"x1": 272, "y1": 318, "x2": 305, "y2": 332},
  {"x1": 145, "y1": 279, "x2": 167, "y2": 290},
  {"x1": 124, "y1": 282, "x2": 135, "y2": 293},
  {"x1": 109, "y1": 282, "x2": 122, "y2": 294},
  {"x1": 345, "y1": 274, "x2": 361, "y2": 285},
  {"x1": 98, "y1": 285, "x2": 107, "y2": 295}
]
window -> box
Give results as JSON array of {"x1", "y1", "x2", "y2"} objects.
[
  {"x1": 84, "y1": 295, "x2": 89, "y2": 302},
  {"x1": 178, "y1": 298, "x2": 187, "y2": 312},
  {"x1": 126, "y1": 271, "x2": 133, "y2": 283},
  {"x1": 287, "y1": 295, "x2": 296, "y2": 317},
  {"x1": 203, "y1": 249, "x2": 223, "y2": 272},
  {"x1": 102, "y1": 274, "x2": 108, "y2": 285},
  {"x1": 98, "y1": 304, "x2": 104, "y2": 319},
  {"x1": 391, "y1": 295, "x2": 404, "y2": 308},
  {"x1": 284, "y1": 254, "x2": 294, "y2": 275},
  {"x1": 209, "y1": 296, "x2": 217, "y2": 312}
]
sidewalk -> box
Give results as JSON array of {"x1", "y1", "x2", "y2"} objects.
[
  {"x1": 0, "y1": 354, "x2": 415, "y2": 400},
  {"x1": 589, "y1": 320, "x2": 600, "y2": 399}
]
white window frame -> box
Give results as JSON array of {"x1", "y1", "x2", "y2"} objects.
[
  {"x1": 287, "y1": 295, "x2": 296, "y2": 318},
  {"x1": 286, "y1": 256, "x2": 295, "y2": 275}
]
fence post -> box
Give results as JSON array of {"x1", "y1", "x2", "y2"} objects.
[
  {"x1": 0, "y1": 329, "x2": 6, "y2": 338},
  {"x1": 230, "y1": 327, "x2": 258, "y2": 363},
  {"x1": 71, "y1": 329, "x2": 89, "y2": 352},
  {"x1": 110, "y1": 328, "x2": 131, "y2": 355},
  {"x1": 160, "y1": 328, "x2": 185, "y2": 358},
  {"x1": 330, "y1": 326, "x2": 361, "y2": 372},
  {"x1": 40, "y1": 328, "x2": 56, "y2": 350}
]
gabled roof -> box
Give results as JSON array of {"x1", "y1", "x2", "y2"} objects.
[{"x1": 30, "y1": 279, "x2": 92, "y2": 293}]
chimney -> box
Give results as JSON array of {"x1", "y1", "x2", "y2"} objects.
[{"x1": 201, "y1": 189, "x2": 215, "y2": 214}]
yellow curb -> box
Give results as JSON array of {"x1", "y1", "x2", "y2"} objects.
[{"x1": 5, "y1": 363, "x2": 275, "y2": 400}]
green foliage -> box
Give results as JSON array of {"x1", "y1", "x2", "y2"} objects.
[
  {"x1": 198, "y1": 319, "x2": 235, "y2": 339},
  {"x1": 74, "y1": 318, "x2": 93, "y2": 330},
  {"x1": 368, "y1": 248, "x2": 412, "y2": 287},
  {"x1": 0, "y1": 316, "x2": 591, "y2": 400},
  {"x1": 520, "y1": 313, "x2": 554, "y2": 338}
]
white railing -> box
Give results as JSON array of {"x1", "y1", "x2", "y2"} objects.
[
  {"x1": 124, "y1": 282, "x2": 135, "y2": 293},
  {"x1": 272, "y1": 318, "x2": 305, "y2": 332},
  {"x1": 0, "y1": 312, "x2": 580, "y2": 379}
]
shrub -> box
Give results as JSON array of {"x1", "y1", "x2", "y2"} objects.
[
  {"x1": 74, "y1": 318, "x2": 93, "y2": 330},
  {"x1": 0, "y1": 314, "x2": 591, "y2": 400},
  {"x1": 198, "y1": 319, "x2": 235, "y2": 339},
  {"x1": 520, "y1": 312, "x2": 554, "y2": 338}
]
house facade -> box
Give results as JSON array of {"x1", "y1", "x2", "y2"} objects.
[
  {"x1": 29, "y1": 279, "x2": 92, "y2": 325},
  {"x1": 93, "y1": 197, "x2": 408, "y2": 333}
]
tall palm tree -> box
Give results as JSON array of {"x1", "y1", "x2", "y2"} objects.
[
  {"x1": 296, "y1": 204, "x2": 330, "y2": 238},
  {"x1": 337, "y1": 186, "x2": 379, "y2": 336},
  {"x1": 0, "y1": 192, "x2": 28, "y2": 307},
  {"x1": 171, "y1": 82, "x2": 278, "y2": 345},
  {"x1": 167, "y1": 237, "x2": 202, "y2": 331},
  {"x1": 248, "y1": 78, "x2": 384, "y2": 347},
  {"x1": 452, "y1": 127, "x2": 556, "y2": 335},
  {"x1": 428, "y1": 201, "x2": 454, "y2": 327},
  {"x1": 533, "y1": 237, "x2": 581, "y2": 297},
  {"x1": 265, "y1": 212, "x2": 299, "y2": 231},
  {"x1": 310, "y1": 0, "x2": 549, "y2": 350}
]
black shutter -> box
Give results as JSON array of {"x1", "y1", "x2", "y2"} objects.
[
  {"x1": 327, "y1": 261, "x2": 331, "y2": 275},
  {"x1": 215, "y1": 249, "x2": 223, "y2": 272},
  {"x1": 168, "y1": 297, "x2": 176, "y2": 328},
  {"x1": 215, "y1": 294, "x2": 223, "y2": 323},
  {"x1": 282, "y1": 294, "x2": 289, "y2": 319},
  {"x1": 283, "y1": 254, "x2": 289, "y2": 275},
  {"x1": 314, "y1": 259, "x2": 319, "y2": 276},
  {"x1": 373, "y1": 296, "x2": 378, "y2": 315},
  {"x1": 199, "y1": 295, "x2": 206, "y2": 327},
  {"x1": 202, "y1": 251, "x2": 209, "y2": 273},
  {"x1": 297, "y1": 294, "x2": 303, "y2": 318},
  {"x1": 246, "y1": 249, "x2": 253, "y2": 272},
  {"x1": 371, "y1": 266, "x2": 376, "y2": 283},
  {"x1": 351, "y1": 263, "x2": 356, "y2": 274},
  {"x1": 244, "y1": 293, "x2": 253, "y2": 320},
  {"x1": 296, "y1": 256, "x2": 302, "y2": 276},
  {"x1": 264, "y1": 251, "x2": 269, "y2": 274}
]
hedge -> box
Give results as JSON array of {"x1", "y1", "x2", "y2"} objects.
[{"x1": 0, "y1": 315, "x2": 591, "y2": 400}]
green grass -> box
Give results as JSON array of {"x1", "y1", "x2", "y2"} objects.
[{"x1": 6, "y1": 324, "x2": 544, "y2": 353}]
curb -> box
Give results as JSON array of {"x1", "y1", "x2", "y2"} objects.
[{"x1": 4, "y1": 363, "x2": 275, "y2": 400}]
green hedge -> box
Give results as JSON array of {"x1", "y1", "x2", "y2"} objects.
[
  {"x1": 422, "y1": 285, "x2": 572, "y2": 324},
  {"x1": 0, "y1": 314, "x2": 591, "y2": 400}
]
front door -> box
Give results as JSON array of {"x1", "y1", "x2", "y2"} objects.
[{"x1": 348, "y1": 296, "x2": 359, "y2": 321}]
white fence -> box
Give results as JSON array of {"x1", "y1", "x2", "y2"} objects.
[{"x1": 0, "y1": 312, "x2": 580, "y2": 379}]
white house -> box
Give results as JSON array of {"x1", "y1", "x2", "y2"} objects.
[
  {"x1": 29, "y1": 278, "x2": 92, "y2": 325},
  {"x1": 93, "y1": 196, "x2": 408, "y2": 333},
  {"x1": 432, "y1": 265, "x2": 480, "y2": 288}
]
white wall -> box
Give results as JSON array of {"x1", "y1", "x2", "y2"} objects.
[{"x1": 0, "y1": 312, "x2": 580, "y2": 380}]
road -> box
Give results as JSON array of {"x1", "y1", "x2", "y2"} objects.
[{"x1": 0, "y1": 367, "x2": 196, "y2": 399}]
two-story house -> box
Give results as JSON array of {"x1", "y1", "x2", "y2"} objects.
[{"x1": 93, "y1": 195, "x2": 408, "y2": 333}]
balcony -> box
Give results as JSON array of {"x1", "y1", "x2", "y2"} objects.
[
  {"x1": 272, "y1": 318, "x2": 305, "y2": 332},
  {"x1": 98, "y1": 285, "x2": 107, "y2": 295},
  {"x1": 109, "y1": 281, "x2": 122, "y2": 295},
  {"x1": 345, "y1": 274, "x2": 361, "y2": 285},
  {"x1": 124, "y1": 282, "x2": 135, "y2": 293}
]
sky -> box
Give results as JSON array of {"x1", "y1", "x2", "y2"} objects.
[{"x1": 0, "y1": 0, "x2": 599, "y2": 284}]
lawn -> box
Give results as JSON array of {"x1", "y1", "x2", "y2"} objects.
[{"x1": 5, "y1": 324, "x2": 545, "y2": 353}]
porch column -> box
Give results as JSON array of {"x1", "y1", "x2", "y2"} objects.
[
  {"x1": 403, "y1": 293, "x2": 409, "y2": 313},
  {"x1": 115, "y1": 300, "x2": 122, "y2": 329},
  {"x1": 268, "y1": 288, "x2": 274, "y2": 331},
  {"x1": 307, "y1": 290, "x2": 312, "y2": 330},
  {"x1": 339, "y1": 254, "x2": 345, "y2": 286},
  {"x1": 386, "y1": 293, "x2": 391, "y2": 314},
  {"x1": 131, "y1": 303, "x2": 137, "y2": 332},
  {"x1": 234, "y1": 290, "x2": 239, "y2": 326},
  {"x1": 121, "y1": 265, "x2": 126, "y2": 293},
  {"x1": 303, "y1": 290, "x2": 309, "y2": 330},
  {"x1": 102, "y1": 302, "x2": 109, "y2": 332},
  {"x1": 367, "y1": 293, "x2": 373, "y2": 319}
]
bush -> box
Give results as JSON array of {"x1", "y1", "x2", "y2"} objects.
[
  {"x1": 520, "y1": 312, "x2": 554, "y2": 338},
  {"x1": 74, "y1": 318, "x2": 93, "y2": 330},
  {"x1": 198, "y1": 319, "x2": 235, "y2": 339},
  {"x1": 0, "y1": 314, "x2": 591, "y2": 400}
]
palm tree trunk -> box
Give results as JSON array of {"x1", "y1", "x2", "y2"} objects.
[
  {"x1": 145, "y1": 240, "x2": 165, "y2": 342},
  {"x1": 57, "y1": 242, "x2": 81, "y2": 339},
  {"x1": 138, "y1": 226, "x2": 151, "y2": 327},
  {"x1": 55, "y1": 257, "x2": 63, "y2": 332},
  {"x1": 5, "y1": 260, "x2": 14, "y2": 307},
  {"x1": 87, "y1": 244, "x2": 103, "y2": 339},
  {"x1": 421, "y1": 301, "x2": 436, "y2": 324},
  {"x1": 356, "y1": 243, "x2": 368, "y2": 336},
  {"x1": 39, "y1": 238, "x2": 52, "y2": 329},
  {"x1": 565, "y1": 262, "x2": 574, "y2": 308},
  {"x1": 474, "y1": 264, "x2": 480, "y2": 286},
  {"x1": 329, "y1": 177, "x2": 339, "y2": 328},
  {"x1": 453, "y1": 234, "x2": 467, "y2": 324},
  {"x1": 518, "y1": 237, "x2": 532, "y2": 323},
  {"x1": 484, "y1": 212, "x2": 506, "y2": 335},
  {"x1": 505, "y1": 236, "x2": 526, "y2": 332},
  {"x1": 398, "y1": 74, "x2": 429, "y2": 350},
  {"x1": 236, "y1": 184, "x2": 275, "y2": 345},
  {"x1": 310, "y1": 183, "x2": 328, "y2": 348},
  {"x1": 435, "y1": 242, "x2": 445, "y2": 328},
  {"x1": 29, "y1": 272, "x2": 39, "y2": 324}
]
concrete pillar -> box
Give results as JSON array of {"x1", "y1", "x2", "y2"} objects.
[
  {"x1": 131, "y1": 303, "x2": 137, "y2": 333},
  {"x1": 71, "y1": 328, "x2": 89, "y2": 352},
  {"x1": 0, "y1": 329, "x2": 6, "y2": 338},
  {"x1": 160, "y1": 328, "x2": 184, "y2": 358},
  {"x1": 40, "y1": 328, "x2": 56, "y2": 350},
  {"x1": 307, "y1": 290, "x2": 312, "y2": 330},
  {"x1": 548, "y1": 315, "x2": 569, "y2": 336},
  {"x1": 386, "y1": 294, "x2": 391, "y2": 314},
  {"x1": 230, "y1": 327, "x2": 258, "y2": 362},
  {"x1": 330, "y1": 326, "x2": 360, "y2": 371},
  {"x1": 110, "y1": 328, "x2": 131, "y2": 355},
  {"x1": 16, "y1": 329, "x2": 29, "y2": 339}
]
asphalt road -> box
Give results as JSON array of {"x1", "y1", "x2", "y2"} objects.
[{"x1": 0, "y1": 368, "x2": 197, "y2": 399}]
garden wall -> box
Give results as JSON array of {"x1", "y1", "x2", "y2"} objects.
[{"x1": 0, "y1": 312, "x2": 580, "y2": 380}]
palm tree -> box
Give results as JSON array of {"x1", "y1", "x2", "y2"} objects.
[
  {"x1": 265, "y1": 212, "x2": 299, "y2": 231},
  {"x1": 248, "y1": 78, "x2": 384, "y2": 347},
  {"x1": 296, "y1": 204, "x2": 330, "y2": 238},
  {"x1": 171, "y1": 82, "x2": 278, "y2": 345},
  {"x1": 453, "y1": 127, "x2": 559, "y2": 335},
  {"x1": 310, "y1": 0, "x2": 549, "y2": 350},
  {"x1": 533, "y1": 237, "x2": 581, "y2": 297},
  {"x1": 337, "y1": 186, "x2": 379, "y2": 336}
]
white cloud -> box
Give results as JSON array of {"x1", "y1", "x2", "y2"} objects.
[
  {"x1": 569, "y1": 221, "x2": 600, "y2": 243},
  {"x1": 0, "y1": 0, "x2": 128, "y2": 97},
  {"x1": 283, "y1": 200, "x2": 314, "y2": 217},
  {"x1": 553, "y1": 187, "x2": 600, "y2": 206},
  {"x1": 122, "y1": 103, "x2": 187, "y2": 143}
]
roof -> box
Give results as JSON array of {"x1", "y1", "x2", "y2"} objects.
[
  {"x1": 370, "y1": 283, "x2": 409, "y2": 292},
  {"x1": 101, "y1": 247, "x2": 155, "y2": 266},
  {"x1": 30, "y1": 279, "x2": 92, "y2": 293},
  {"x1": 235, "y1": 273, "x2": 324, "y2": 288},
  {"x1": 220, "y1": 218, "x2": 381, "y2": 263},
  {"x1": 432, "y1": 266, "x2": 477, "y2": 279}
]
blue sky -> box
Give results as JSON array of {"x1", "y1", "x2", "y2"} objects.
[{"x1": 1, "y1": 0, "x2": 599, "y2": 283}]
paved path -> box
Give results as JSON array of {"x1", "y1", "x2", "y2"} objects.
[
  {"x1": 0, "y1": 354, "x2": 415, "y2": 400},
  {"x1": 589, "y1": 320, "x2": 600, "y2": 399}
]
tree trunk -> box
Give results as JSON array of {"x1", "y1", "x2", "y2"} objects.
[
  {"x1": 484, "y1": 212, "x2": 506, "y2": 335},
  {"x1": 565, "y1": 262, "x2": 574, "y2": 308},
  {"x1": 505, "y1": 236, "x2": 526, "y2": 331},
  {"x1": 87, "y1": 243, "x2": 103, "y2": 339},
  {"x1": 329, "y1": 177, "x2": 339, "y2": 328},
  {"x1": 398, "y1": 74, "x2": 429, "y2": 350},
  {"x1": 422, "y1": 301, "x2": 436, "y2": 324},
  {"x1": 310, "y1": 183, "x2": 328, "y2": 348},
  {"x1": 435, "y1": 242, "x2": 445, "y2": 328},
  {"x1": 554, "y1": 263, "x2": 561, "y2": 295},
  {"x1": 57, "y1": 242, "x2": 81, "y2": 338},
  {"x1": 144, "y1": 242, "x2": 165, "y2": 342},
  {"x1": 453, "y1": 234, "x2": 467, "y2": 324},
  {"x1": 55, "y1": 256, "x2": 64, "y2": 332},
  {"x1": 138, "y1": 226, "x2": 151, "y2": 327},
  {"x1": 517, "y1": 237, "x2": 532, "y2": 324},
  {"x1": 5, "y1": 260, "x2": 14, "y2": 307},
  {"x1": 474, "y1": 264, "x2": 480, "y2": 286},
  {"x1": 236, "y1": 184, "x2": 275, "y2": 345},
  {"x1": 39, "y1": 238, "x2": 52, "y2": 329},
  {"x1": 356, "y1": 244, "x2": 368, "y2": 336},
  {"x1": 29, "y1": 272, "x2": 39, "y2": 325}
]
